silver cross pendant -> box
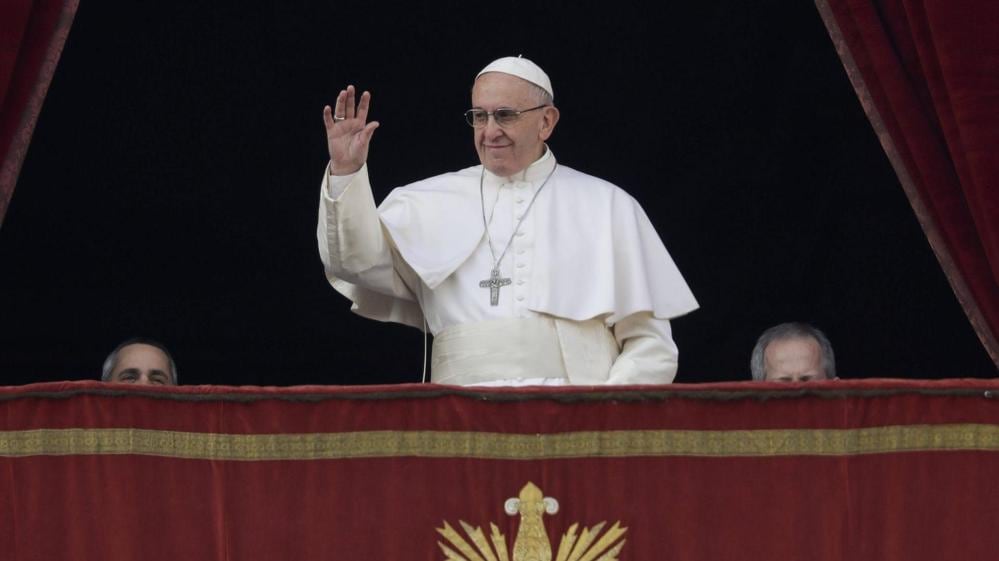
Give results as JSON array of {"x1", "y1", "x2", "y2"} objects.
[{"x1": 479, "y1": 268, "x2": 512, "y2": 306}]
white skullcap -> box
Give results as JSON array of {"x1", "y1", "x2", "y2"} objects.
[{"x1": 476, "y1": 55, "x2": 554, "y2": 100}]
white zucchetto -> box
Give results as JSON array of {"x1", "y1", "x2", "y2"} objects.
[{"x1": 476, "y1": 56, "x2": 554, "y2": 100}]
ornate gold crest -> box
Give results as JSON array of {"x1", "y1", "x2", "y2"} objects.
[{"x1": 437, "y1": 482, "x2": 627, "y2": 561}]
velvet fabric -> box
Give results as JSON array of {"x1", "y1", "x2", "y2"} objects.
[
  {"x1": 816, "y1": 0, "x2": 999, "y2": 367},
  {"x1": 0, "y1": 0, "x2": 77, "y2": 226},
  {"x1": 2, "y1": 379, "x2": 999, "y2": 560}
]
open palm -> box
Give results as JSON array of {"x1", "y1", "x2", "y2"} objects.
[{"x1": 323, "y1": 85, "x2": 379, "y2": 175}]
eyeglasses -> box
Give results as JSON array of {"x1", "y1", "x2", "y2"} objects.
[{"x1": 464, "y1": 105, "x2": 548, "y2": 128}]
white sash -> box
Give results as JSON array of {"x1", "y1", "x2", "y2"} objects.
[{"x1": 430, "y1": 316, "x2": 620, "y2": 385}]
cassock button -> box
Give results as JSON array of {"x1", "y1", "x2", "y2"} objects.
[
  {"x1": 517, "y1": 279, "x2": 525, "y2": 285},
  {"x1": 515, "y1": 231, "x2": 525, "y2": 237},
  {"x1": 516, "y1": 263, "x2": 526, "y2": 268},
  {"x1": 517, "y1": 295, "x2": 525, "y2": 301}
]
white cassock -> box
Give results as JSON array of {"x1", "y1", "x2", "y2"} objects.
[{"x1": 317, "y1": 148, "x2": 698, "y2": 385}]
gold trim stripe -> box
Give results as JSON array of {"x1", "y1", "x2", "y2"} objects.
[{"x1": 1, "y1": 425, "x2": 998, "y2": 461}]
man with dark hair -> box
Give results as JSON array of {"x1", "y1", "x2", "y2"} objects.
[
  {"x1": 750, "y1": 322, "x2": 836, "y2": 382},
  {"x1": 101, "y1": 338, "x2": 178, "y2": 385}
]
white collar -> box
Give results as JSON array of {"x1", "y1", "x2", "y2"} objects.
[{"x1": 482, "y1": 145, "x2": 557, "y2": 185}]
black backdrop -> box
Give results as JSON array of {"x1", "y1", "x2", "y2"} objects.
[{"x1": 1, "y1": 2, "x2": 994, "y2": 385}]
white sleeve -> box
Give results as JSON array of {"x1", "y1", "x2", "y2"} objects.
[
  {"x1": 606, "y1": 312, "x2": 679, "y2": 384},
  {"x1": 325, "y1": 161, "x2": 355, "y2": 199},
  {"x1": 316, "y1": 163, "x2": 419, "y2": 301}
]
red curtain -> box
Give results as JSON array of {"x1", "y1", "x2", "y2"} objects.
[
  {"x1": 0, "y1": 0, "x2": 77, "y2": 226},
  {"x1": 3, "y1": 380, "x2": 999, "y2": 560},
  {"x1": 815, "y1": 0, "x2": 999, "y2": 368}
]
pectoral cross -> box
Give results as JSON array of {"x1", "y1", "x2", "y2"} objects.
[{"x1": 479, "y1": 268, "x2": 512, "y2": 306}]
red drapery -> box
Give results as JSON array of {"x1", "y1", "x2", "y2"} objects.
[
  {"x1": 815, "y1": 0, "x2": 999, "y2": 367},
  {"x1": 2, "y1": 379, "x2": 999, "y2": 560},
  {"x1": 0, "y1": 0, "x2": 77, "y2": 226}
]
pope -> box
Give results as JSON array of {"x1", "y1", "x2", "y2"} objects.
[{"x1": 317, "y1": 56, "x2": 698, "y2": 385}]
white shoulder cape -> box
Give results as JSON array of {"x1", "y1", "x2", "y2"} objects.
[{"x1": 337, "y1": 163, "x2": 698, "y2": 329}]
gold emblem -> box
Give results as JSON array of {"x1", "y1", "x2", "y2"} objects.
[{"x1": 437, "y1": 482, "x2": 627, "y2": 561}]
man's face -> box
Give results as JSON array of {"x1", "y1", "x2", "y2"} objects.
[
  {"x1": 471, "y1": 72, "x2": 556, "y2": 177},
  {"x1": 763, "y1": 337, "x2": 829, "y2": 382},
  {"x1": 108, "y1": 343, "x2": 174, "y2": 385}
]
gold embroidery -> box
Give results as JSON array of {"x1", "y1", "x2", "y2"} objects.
[
  {"x1": 510, "y1": 482, "x2": 555, "y2": 561},
  {"x1": 0, "y1": 424, "x2": 998, "y2": 461},
  {"x1": 438, "y1": 483, "x2": 627, "y2": 561}
]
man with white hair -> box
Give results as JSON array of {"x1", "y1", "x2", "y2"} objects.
[
  {"x1": 317, "y1": 56, "x2": 698, "y2": 386},
  {"x1": 750, "y1": 322, "x2": 837, "y2": 382}
]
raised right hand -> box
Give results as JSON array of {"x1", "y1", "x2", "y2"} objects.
[{"x1": 323, "y1": 85, "x2": 379, "y2": 175}]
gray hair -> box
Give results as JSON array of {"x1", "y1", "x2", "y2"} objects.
[
  {"x1": 101, "y1": 338, "x2": 179, "y2": 384},
  {"x1": 527, "y1": 83, "x2": 553, "y2": 106},
  {"x1": 750, "y1": 322, "x2": 835, "y2": 381}
]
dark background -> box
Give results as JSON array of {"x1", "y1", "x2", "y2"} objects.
[{"x1": 1, "y1": 2, "x2": 994, "y2": 385}]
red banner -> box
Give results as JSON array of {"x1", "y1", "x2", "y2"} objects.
[{"x1": 2, "y1": 379, "x2": 999, "y2": 560}]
